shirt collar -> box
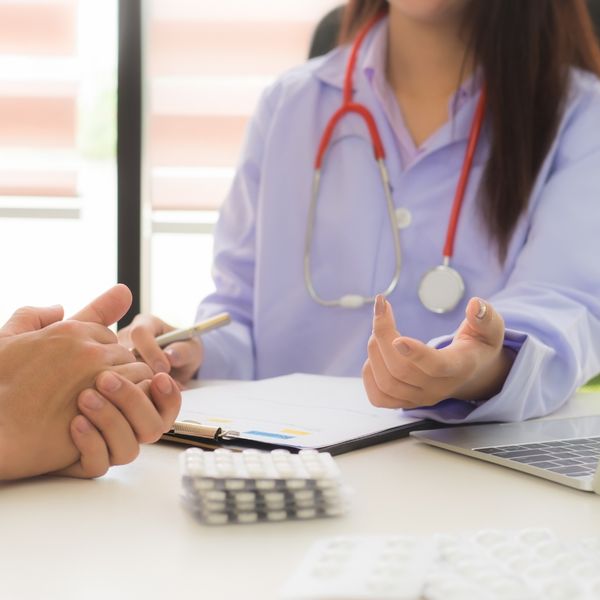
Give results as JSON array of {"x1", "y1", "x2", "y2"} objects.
[
  {"x1": 310, "y1": 15, "x2": 487, "y2": 158},
  {"x1": 362, "y1": 17, "x2": 387, "y2": 87},
  {"x1": 362, "y1": 16, "x2": 481, "y2": 116},
  {"x1": 312, "y1": 16, "x2": 482, "y2": 106}
]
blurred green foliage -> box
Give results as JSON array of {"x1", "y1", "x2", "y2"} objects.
[
  {"x1": 581, "y1": 373, "x2": 600, "y2": 392},
  {"x1": 78, "y1": 79, "x2": 117, "y2": 160}
]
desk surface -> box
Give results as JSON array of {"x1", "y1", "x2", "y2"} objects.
[{"x1": 1, "y1": 388, "x2": 599, "y2": 600}]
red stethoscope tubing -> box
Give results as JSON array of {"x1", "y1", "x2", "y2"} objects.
[
  {"x1": 314, "y1": 13, "x2": 387, "y2": 168},
  {"x1": 444, "y1": 86, "x2": 487, "y2": 259},
  {"x1": 314, "y1": 11, "x2": 487, "y2": 263}
]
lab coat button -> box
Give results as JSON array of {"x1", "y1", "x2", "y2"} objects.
[{"x1": 395, "y1": 207, "x2": 412, "y2": 229}]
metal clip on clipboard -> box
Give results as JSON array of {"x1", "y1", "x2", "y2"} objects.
[{"x1": 172, "y1": 420, "x2": 240, "y2": 441}]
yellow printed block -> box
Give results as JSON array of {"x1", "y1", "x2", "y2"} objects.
[{"x1": 281, "y1": 428, "x2": 310, "y2": 436}]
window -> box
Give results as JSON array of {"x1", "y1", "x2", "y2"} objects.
[
  {"x1": 145, "y1": 0, "x2": 342, "y2": 325},
  {"x1": 0, "y1": 0, "x2": 118, "y2": 322}
]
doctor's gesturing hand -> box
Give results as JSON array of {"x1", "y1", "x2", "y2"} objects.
[
  {"x1": 362, "y1": 295, "x2": 516, "y2": 409},
  {"x1": 118, "y1": 315, "x2": 203, "y2": 386}
]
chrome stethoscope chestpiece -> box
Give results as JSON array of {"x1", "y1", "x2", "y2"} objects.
[{"x1": 418, "y1": 262, "x2": 465, "y2": 314}]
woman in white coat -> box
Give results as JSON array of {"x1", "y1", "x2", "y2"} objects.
[{"x1": 122, "y1": 0, "x2": 600, "y2": 424}]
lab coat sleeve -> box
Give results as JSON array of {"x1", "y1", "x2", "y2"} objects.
[
  {"x1": 407, "y1": 80, "x2": 600, "y2": 424},
  {"x1": 194, "y1": 85, "x2": 279, "y2": 380}
]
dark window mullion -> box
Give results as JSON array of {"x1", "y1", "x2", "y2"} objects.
[{"x1": 117, "y1": 0, "x2": 142, "y2": 328}]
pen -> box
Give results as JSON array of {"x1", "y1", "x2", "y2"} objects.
[
  {"x1": 140, "y1": 312, "x2": 231, "y2": 351},
  {"x1": 154, "y1": 312, "x2": 231, "y2": 347}
]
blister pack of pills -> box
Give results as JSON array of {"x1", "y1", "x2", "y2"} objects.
[
  {"x1": 180, "y1": 448, "x2": 347, "y2": 525},
  {"x1": 280, "y1": 529, "x2": 600, "y2": 600}
]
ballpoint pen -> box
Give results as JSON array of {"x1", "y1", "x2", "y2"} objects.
[
  {"x1": 153, "y1": 312, "x2": 231, "y2": 347},
  {"x1": 131, "y1": 312, "x2": 231, "y2": 357}
]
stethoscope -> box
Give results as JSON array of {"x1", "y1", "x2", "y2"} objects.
[{"x1": 303, "y1": 12, "x2": 487, "y2": 313}]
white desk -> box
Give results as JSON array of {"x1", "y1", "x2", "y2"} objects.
[{"x1": 1, "y1": 389, "x2": 599, "y2": 600}]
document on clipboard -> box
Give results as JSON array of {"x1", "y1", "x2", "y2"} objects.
[{"x1": 162, "y1": 374, "x2": 435, "y2": 455}]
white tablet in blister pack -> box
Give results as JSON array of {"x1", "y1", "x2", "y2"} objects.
[
  {"x1": 180, "y1": 448, "x2": 348, "y2": 525},
  {"x1": 280, "y1": 530, "x2": 600, "y2": 600}
]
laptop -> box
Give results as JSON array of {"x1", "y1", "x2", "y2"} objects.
[{"x1": 411, "y1": 416, "x2": 600, "y2": 493}]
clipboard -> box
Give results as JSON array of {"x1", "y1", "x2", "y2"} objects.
[{"x1": 161, "y1": 374, "x2": 438, "y2": 456}]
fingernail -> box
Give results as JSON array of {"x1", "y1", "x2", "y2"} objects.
[
  {"x1": 81, "y1": 390, "x2": 104, "y2": 411},
  {"x1": 155, "y1": 373, "x2": 173, "y2": 394},
  {"x1": 393, "y1": 340, "x2": 410, "y2": 355},
  {"x1": 74, "y1": 416, "x2": 91, "y2": 433},
  {"x1": 153, "y1": 361, "x2": 170, "y2": 374},
  {"x1": 374, "y1": 295, "x2": 386, "y2": 317},
  {"x1": 475, "y1": 298, "x2": 487, "y2": 320},
  {"x1": 97, "y1": 371, "x2": 121, "y2": 393},
  {"x1": 164, "y1": 348, "x2": 180, "y2": 366}
]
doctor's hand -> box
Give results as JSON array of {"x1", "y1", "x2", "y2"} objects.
[
  {"x1": 117, "y1": 314, "x2": 203, "y2": 386},
  {"x1": 362, "y1": 295, "x2": 516, "y2": 409}
]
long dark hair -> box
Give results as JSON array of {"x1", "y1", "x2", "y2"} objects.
[{"x1": 339, "y1": 1, "x2": 600, "y2": 260}]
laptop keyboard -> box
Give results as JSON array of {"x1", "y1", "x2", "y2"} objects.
[{"x1": 475, "y1": 436, "x2": 600, "y2": 478}]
